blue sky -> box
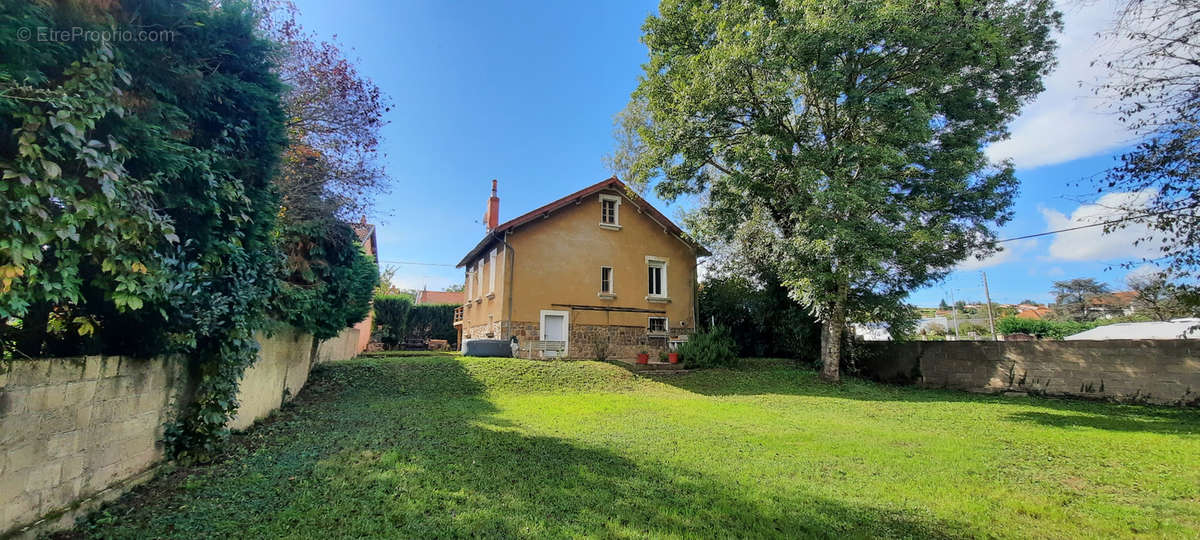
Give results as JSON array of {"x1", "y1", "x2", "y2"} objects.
[{"x1": 292, "y1": 0, "x2": 1154, "y2": 307}]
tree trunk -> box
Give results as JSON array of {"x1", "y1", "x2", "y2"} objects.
[{"x1": 819, "y1": 298, "x2": 846, "y2": 383}]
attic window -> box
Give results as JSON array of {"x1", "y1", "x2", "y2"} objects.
[{"x1": 599, "y1": 194, "x2": 621, "y2": 230}]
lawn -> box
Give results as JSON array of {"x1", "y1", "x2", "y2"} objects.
[{"x1": 66, "y1": 356, "x2": 1199, "y2": 538}]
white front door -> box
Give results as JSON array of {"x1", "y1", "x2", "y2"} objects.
[{"x1": 539, "y1": 310, "x2": 569, "y2": 358}]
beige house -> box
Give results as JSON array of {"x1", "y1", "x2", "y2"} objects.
[{"x1": 454, "y1": 177, "x2": 708, "y2": 359}]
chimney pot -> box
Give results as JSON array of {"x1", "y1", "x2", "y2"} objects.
[{"x1": 485, "y1": 179, "x2": 500, "y2": 231}]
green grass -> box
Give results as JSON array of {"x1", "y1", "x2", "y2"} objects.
[{"x1": 67, "y1": 356, "x2": 1200, "y2": 539}]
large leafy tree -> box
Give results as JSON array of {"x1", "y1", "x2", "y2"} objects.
[
  {"x1": 620, "y1": 0, "x2": 1059, "y2": 381},
  {"x1": 256, "y1": 0, "x2": 390, "y2": 224},
  {"x1": 1050, "y1": 278, "x2": 1109, "y2": 321},
  {"x1": 1093, "y1": 1, "x2": 1199, "y2": 310}
]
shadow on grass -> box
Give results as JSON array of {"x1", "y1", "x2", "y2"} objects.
[
  {"x1": 1005, "y1": 410, "x2": 1199, "y2": 435},
  {"x1": 67, "y1": 357, "x2": 977, "y2": 539},
  {"x1": 648, "y1": 358, "x2": 1200, "y2": 435}
]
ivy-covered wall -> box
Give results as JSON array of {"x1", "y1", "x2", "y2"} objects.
[{"x1": 0, "y1": 0, "x2": 377, "y2": 460}]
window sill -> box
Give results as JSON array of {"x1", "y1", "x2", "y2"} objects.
[
  {"x1": 597, "y1": 292, "x2": 616, "y2": 300},
  {"x1": 486, "y1": 293, "x2": 495, "y2": 300},
  {"x1": 646, "y1": 296, "x2": 671, "y2": 303},
  {"x1": 475, "y1": 298, "x2": 482, "y2": 304},
  {"x1": 598, "y1": 223, "x2": 622, "y2": 231}
]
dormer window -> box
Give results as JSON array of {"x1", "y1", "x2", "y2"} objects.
[{"x1": 599, "y1": 194, "x2": 621, "y2": 230}]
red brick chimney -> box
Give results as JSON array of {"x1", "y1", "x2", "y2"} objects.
[{"x1": 484, "y1": 179, "x2": 499, "y2": 232}]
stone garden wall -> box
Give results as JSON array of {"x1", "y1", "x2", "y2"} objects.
[
  {"x1": 855, "y1": 340, "x2": 1200, "y2": 406},
  {"x1": 0, "y1": 325, "x2": 362, "y2": 537}
]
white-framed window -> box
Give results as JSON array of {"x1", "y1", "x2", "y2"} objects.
[
  {"x1": 488, "y1": 248, "x2": 497, "y2": 294},
  {"x1": 646, "y1": 256, "x2": 667, "y2": 298},
  {"x1": 599, "y1": 194, "x2": 621, "y2": 229},
  {"x1": 600, "y1": 266, "x2": 613, "y2": 294},
  {"x1": 648, "y1": 316, "x2": 668, "y2": 334},
  {"x1": 475, "y1": 261, "x2": 483, "y2": 300}
]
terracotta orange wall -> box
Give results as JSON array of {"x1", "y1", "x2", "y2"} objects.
[
  {"x1": 504, "y1": 189, "x2": 698, "y2": 331},
  {"x1": 352, "y1": 311, "x2": 372, "y2": 353}
]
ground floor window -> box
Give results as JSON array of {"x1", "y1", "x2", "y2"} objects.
[{"x1": 648, "y1": 316, "x2": 667, "y2": 334}]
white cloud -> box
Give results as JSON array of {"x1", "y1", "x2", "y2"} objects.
[
  {"x1": 1124, "y1": 263, "x2": 1162, "y2": 283},
  {"x1": 985, "y1": 1, "x2": 1136, "y2": 169},
  {"x1": 1041, "y1": 190, "x2": 1165, "y2": 261},
  {"x1": 956, "y1": 238, "x2": 1037, "y2": 271}
]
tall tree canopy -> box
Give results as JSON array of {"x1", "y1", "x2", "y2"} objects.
[
  {"x1": 1050, "y1": 278, "x2": 1110, "y2": 321},
  {"x1": 620, "y1": 0, "x2": 1059, "y2": 380},
  {"x1": 1094, "y1": 0, "x2": 1199, "y2": 306},
  {"x1": 256, "y1": 0, "x2": 390, "y2": 224}
]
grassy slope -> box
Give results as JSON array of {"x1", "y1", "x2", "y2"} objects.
[{"x1": 68, "y1": 356, "x2": 1200, "y2": 539}]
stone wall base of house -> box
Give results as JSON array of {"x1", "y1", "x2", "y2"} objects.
[
  {"x1": 462, "y1": 321, "x2": 503, "y2": 342},
  {"x1": 498, "y1": 320, "x2": 693, "y2": 360}
]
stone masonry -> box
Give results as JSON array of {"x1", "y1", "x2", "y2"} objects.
[
  {"x1": 497, "y1": 320, "x2": 692, "y2": 360},
  {"x1": 855, "y1": 340, "x2": 1200, "y2": 405},
  {"x1": 0, "y1": 324, "x2": 359, "y2": 537}
]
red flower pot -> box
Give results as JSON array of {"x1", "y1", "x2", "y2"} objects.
[
  {"x1": 636, "y1": 353, "x2": 649, "y2": 364},
  {"x1": 668, "y1": 352, "x2": 679, "y2": 364}
]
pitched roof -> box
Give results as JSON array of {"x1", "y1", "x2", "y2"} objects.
[
  {"x1": 349, "y1": 217, "x2": 377, "y2": 258},
  {"x1": 1089, "y1": 291, "x2": 1136, "y2": 307},
  {"x1": 456, "y1": 176, "x2": 710, "y2": 267},
  {"x1": 414, "y1": 289, "x2": 464, "y2": 305},
  {"x1": 1016, "y1": 307, "x2": 1052, "y2": 320}
]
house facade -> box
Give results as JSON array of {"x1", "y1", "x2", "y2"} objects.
[{"x1": 454, "y1": 177, "x2": 708, "y2": 359}]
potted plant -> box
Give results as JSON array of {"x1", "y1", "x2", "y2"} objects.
[
  {"x1": 657, "y1": 350, "x2": 668, "y2": 363},
  {"x1": 636, "y1": 349, "x2": 650, "y2": 364},
  {"x1": 667, "y1": 351, "x2": 679, "y2": 364}
]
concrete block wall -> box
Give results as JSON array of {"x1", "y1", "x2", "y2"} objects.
[
  {"x1": 856, "y1": 340, "x2": 1200, "y2": 405},
  {"x1": 229, "y1": 327, "x2": 314, "y2": 431},
  {"x1": 0, "y1": 356, "x2": 191, "y2": 534},
  {"x1": 314, "y1": 326, "x2": 361, "y2": 364},
  {"x1": 0, "y1": 323, "x2": 346, "y2": 537}
]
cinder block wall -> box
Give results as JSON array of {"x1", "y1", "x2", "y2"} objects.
[
  {"x1": 314, "y1": 326, "x2": 361, "y2": 364},
  {"x1": 855, "y1": 340, "x2": 1200, "y2": 405},
  {"x1": 0, "y1": 356, "x2": 191, "y2": 534},
  {"x1": 0, "y1": 324, "x2": 349, "y2": 537}
]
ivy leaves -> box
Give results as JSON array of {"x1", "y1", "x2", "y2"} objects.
[{"x1": 1, "y1": 42, "x2": 172, "y2": 322}]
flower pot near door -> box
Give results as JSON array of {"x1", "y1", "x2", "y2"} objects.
[
  {"x1": 668, "y1": 352, "x2": 679, "y2": 364},
  {"x1": 636, "y1": 352, "x2": 649, "y2": 364}
]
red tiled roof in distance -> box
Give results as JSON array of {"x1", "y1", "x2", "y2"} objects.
[{"x1": 415, "y1": 290, "x2": 465, "y2": 305}]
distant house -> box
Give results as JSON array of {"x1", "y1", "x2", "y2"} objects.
[
  {"x1": 1087, "y1": 291, "x2": 1137, "y2": 319},
  {"x1": 349, "y1": 216, "x2": 377, "y2": 353},
  {"x1": 350, "y1": 216, "x2": 377, "y2": 260},
  {"x1": 1016, "y1": 306, "x2": 1052, "y2": 320},
  {"x1": 1065, "y1": 318, "x2": 1200, "y2": 340},
  {"x1": 454, "y1": 177, "x2": 708, "y2": 359},
  {"x1": 413, "y1": 288, "x2": 464, "y2": 305}
]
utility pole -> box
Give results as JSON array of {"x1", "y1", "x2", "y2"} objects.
[
  {"x1": 950, "y1": 289, "x2": 961, "y2": 340},
  {"x1": 982, "y1": 271, "x2": 997, "y2": 341}
]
